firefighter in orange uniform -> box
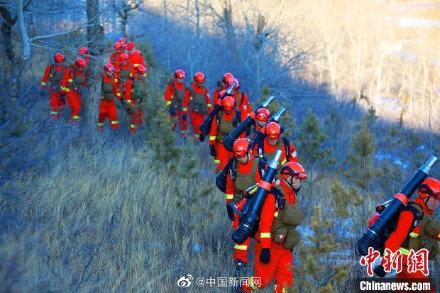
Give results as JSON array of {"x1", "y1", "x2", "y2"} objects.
[
  {"x1": 182, "y1": 72, "x2": 212, "y2": 140},
  {"x1": 254, "y1": 122, "x2": 298, "y2": 167},
  {"x1": 40, "y1": 53, "x2": 69, "y2": 119},
  {"x1": 164, "y1": 69, "x2": 190, "y2": 135},
  {"x1": 213, "y1": 72, "x2": 234, "y2": 106},
  {"x1": 109, "y1": 41, "x2": 124, "y2": 69},
  {"x1": 225, "y1": 77, "x2": 252, "y2": 121},
  {"x1": 373, "y1": 178, "x2": 440, "y2": 282},
  {"x1": 97, "y1": 63, "x2": 120, "y2": 131},
  {"x1": 243, "y1": 161, "x2": 306, "y2": 292},
  {"x1": 78, "y1": 47, "x2": 91, "y2": 68},
  {"x1": 209, "y1": 95, "x2": 242, "y2": 172},
  {"x1": 60, "y1": 58, "x2": 87, "y2": 123},
  {"x1": 224, "y1": 138, "x2": 263, "y2": 270},
  {"x1": 126, "y1": 42, "x2": 145, "y2": 73},
  {"x1": 125, "y1": 64, "x2": 147, "y2": 132}
]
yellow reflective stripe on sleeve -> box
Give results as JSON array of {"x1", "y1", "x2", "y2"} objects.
[
  {"x1": 410, "y1": 232, "x2": 419, "y2": 238},
  {"x1": 166, "y1": 101, "x2": 171, "y2": 106},
  {"x1": 40, "y1": 82, "x2": 46, "y2": 86},
  {"x1": 50, "y1": 111, "x2": 58, "y2": 115},
  {"x1": 111, "y1": 120, "x2": 119, "y2": 125},
  {"x1": 182, "y1": 107, "x2": 188, "y2": 111},
  {"x1": 249, "y1": 277, "x2": 259, "y2": 290},
  {"x1": 438, "y1": 232, "x2": 440, "y2": 239},
  {"x1": 130, "y1": 124, "x2": 136, "y2": 129},
  {"x1": 234, "y1": 244, "x2": 248, "y2": 250},
  {"x1": 134, "y1": 64, "x2": 139, "y2": 67},
  {"x1": 68, "y1": 79, "x2": 73, "y2": 82},
  {"x1": 207, "y1": 104, "x2": 212, "y2": 107},
  {"x1": 72, "y1": 115, "x2": 80, "y2": 120},
  {"x1": 181, "y1": 130, "x2": 186, "y2": 133},
  {"x1": 97, "y1": 122, "x2": 104, "y2": 127},
  {"x1": 260, "y1": 232, "x2": 271, "y2": 238},
  {"x1": 281, "y1": 158, "x2": 287, "y2": 166},
  {"x1": 114, "y1": 79, "x2": 118, "y2": 82},
  {"x1": 214, "y1": 159, "x2": 220, "y2": 164},
  {"x1": 209, "y1": 136, "x2": 216, "y2": 141},
  {"x1": 399, "y1": 247, "x2": 410, "y2": 255},
  {"x1": 274, "y1": 211, "x2": 279, "y2": 218},
  {"x1": 126, "y1": 100, "x2": 132, "y2": 104},
  {"x1": 225, "y1": 194, "x2": 234, "y2": 200},
  {"x1": 117, "y1": 93, "x2": 122, "y2": 97}
]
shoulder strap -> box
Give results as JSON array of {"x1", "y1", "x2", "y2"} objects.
[
  {"x1": 282, "y1": 137, "x2": 291, "y2": 158},
  {"x1": 233, "y1": 110, "x2": 241, "y2": 127}
]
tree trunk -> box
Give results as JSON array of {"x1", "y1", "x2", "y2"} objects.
[
  {"x1": 86, "y1": 0, "x2": 105, "y2": 127},
  {"x1": 14, "y1": 0, "x2": 30, "y2": 100},
  {"x1": 223, "y1": 0, "x2": 238, "y2": 68},
  {"x1": 0, "y1": 4, "x2": 17, "y2": 97}
]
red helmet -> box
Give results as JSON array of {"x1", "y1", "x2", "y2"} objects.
[
  {"x1": 114, "y1": 41, "x2": 122, "y2": 50},
  {"x1": 194, "y1": 72, "x2": 205, "y2": 83},
  {"x1": 75, "y1": 58, "x2": 86, "y2": 67},
  {"x1": 119, "y1": 37, "x2": 126, "y2": 44},
  {"x1": 126, "y1": 42, "x2": 135, "y2": 51},
  {"x1": 54, "y1": 53, "x2": 65, "y2": 63},
  {"x1": 119, "y1": 53, "x2": 128, "y2": 62},
  {"x1": 281, "y1": 162, "x2": 307, "y2": 180},
  {"x1": 256, "y1": 108, "x2": 270, "y2": 123},
  {"x1": 223, "y1": 72, "x2": 234, "y2": 84},
  {"x1": 78, "y1": 47, "x2": 88, "y2": 54},
  {"x1": 222, "y1": 96, "x2": 235, "y2": 111},
  {"x1": 418, "y1": 178, "x2": 440, "y2": 200},
  {"x1": 233, "y1": 138, "x2": 250, "y2": 158},
  {"x1": 104, "y1": 63, "x2": 115, "y2": 72},
  {"x1": 136, "y1": 64, "x2": 146, "y2": 74},
  {"x1": 175, "y1": 69, "x2": 185, "y2": 79},
  {"x1": 265, "y1": 122, "x2": 281, "y2": 139}
]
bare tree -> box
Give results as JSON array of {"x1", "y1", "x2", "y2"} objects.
[{"x1": 112, "y1": 0, "x2": 142, "y2": 37}]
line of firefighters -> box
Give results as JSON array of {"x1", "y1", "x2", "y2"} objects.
[
  {"x1": 39, "y1": 39, "x2": 440, "y2": 291},
  {"x1": 40, "y1": 37, "x2": 146, "y2": 133}
]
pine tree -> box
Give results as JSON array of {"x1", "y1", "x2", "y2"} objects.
[
  {"x1": 297, "y1": 108, "x2": 335, "y2": 168},
  {"x1": 344, "y1": 119, "x2": 376, "y2": 189},
  {"x1": 294, "y1": 207, "x2": 349, "y2": 292},
  {"x1": 331, "y1": 180, "x2": 363, "y2": 218}
]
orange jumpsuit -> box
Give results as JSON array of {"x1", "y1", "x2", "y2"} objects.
[
  {"x1": 60, "y1": 64, "x2": 86, "y2": 122},
  {"x1": 383, "y1": 197, "x2": 436, "y2": 280},
  {"x1": 164, "y1": 79, "x2": 190, "y2": 134},
  {"x1": 243, "y1": 179, "x2": 297, "y2": 293},
  {"x1": 40, "y1": 63, "x2": 69, "y2": 117},
  {"x1": 125, "y1": 70, "x2": 147, "y2": 131},
  {"x1": 79, "y1": 53, "x2": 91, "y2": 68},
  {"x1": 254, "y1": 137, "x2": 299, "y2": 167},
  {"x1": 98, "y1": 72, "x2": 120, "y2": 131},
  {"x1": 182, "y1": 82, "x2": 212, "y2": 138},
  {"x1": 109, "y1": 50, "x2": 124, "y2": 70},
  {"x1": 225, "y1": 155, "x2": 262, "y2": 263},
  {"x1": 128, "y1": 50, "x2": 145, "y2": 72},
  {"x1": 209, "y1": 109, "x2": 241, "y2": 172}
]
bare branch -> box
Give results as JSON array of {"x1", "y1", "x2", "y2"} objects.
[{"x1": 29, "y1": 23, "x2": 93, "y2": 42}]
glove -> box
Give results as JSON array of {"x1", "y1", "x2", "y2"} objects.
[
  {"x1": 374, "y1": 265, "x2": 386, "y2": 278},
  {"x1": 209, "y1": 144, "x2": 216, "y2": 157},
  {"x1": 199, "y1": 133, "x2": 205, "y2": 142},
  {"x1": 226, "y1": 203, "x2": 235, "y2": 221},
  {"x1": 260, "y1": 248, "x2": 270, "y2": 264}
]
